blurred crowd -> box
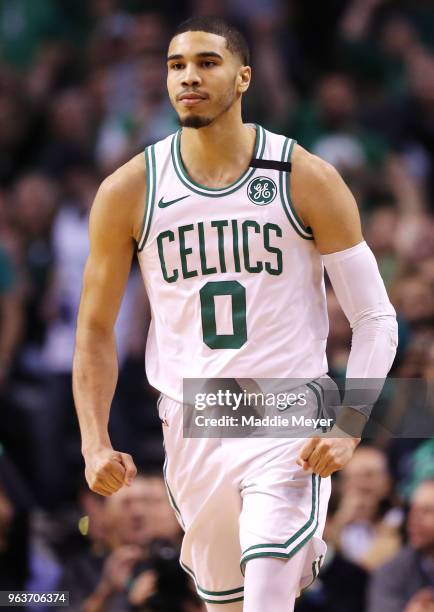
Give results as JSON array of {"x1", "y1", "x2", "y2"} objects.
[{"x1": 0, "y1": 0, "x2": 434, "y2": 610}]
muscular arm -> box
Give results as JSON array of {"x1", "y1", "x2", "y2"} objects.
[
  {"x1": 293, "y1": 146, "x2": 397, "y2": 376},
  {"x1": 290, "y1": 145, "x2": 363, "y2": 253},
  {"x1": 292, "y1": 147, "x2": 398, "y2": 472},
  {"x1": 73, "y1": 153, "x2": 145, "y2": 495}
]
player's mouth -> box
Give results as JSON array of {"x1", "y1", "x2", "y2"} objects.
[{"x1": 178, "y1": 91, "x2": 208, "y2": 106}]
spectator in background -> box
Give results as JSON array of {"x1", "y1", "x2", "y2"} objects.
[
  {"x1": 289, "y1": 72, "x2": 389, "y2": 204},
  {"x1": 40, "y1": 88, "x2": 96, "y2": 178},
  {"x1": 399, "y1": 440, "x2": 434, "y2": 504},
  {"x1": 393, "y1": 275, "x2": 434, "y2": 341},
  {"x1": 368, "y1": 480, "x2": 434, "y2": 612},
  {"x1": 21, "y1": 164, "x2": 145, "y2": 509},
  {"x1": 17, "y1": 166, "x2": 98, "y2": 509},
  {"x1": 329, "y1": 446, "x2": 402, "y2": 572},
  {"x1": 0, "y1": 190, "x2": 30, "y2": 478},
  {"x1": 338, "y1": 0, "x2": 422, "y2": 97},
  {"x1": 88, "y1": 10, "x2": 176, "y2": 174},
  {"x1": 0, "y1": 1, "x2": 431, "y2": 608},
  {"x1": 0, "y1": 0, "x2": 61, "y2": 70},
  {"x1": 58, "y1": 485, "x2": 109, "y2": 611},
  {"x1": 95, "y1": 50, "x2": 178, "y2": 175},
  {"x1": 0, "y1": 242, "x2": 22, "y2": 389},
  {"x1": 41, "y1": 166, "x2": 99, "y2": 377},
  {"x1": 380, "y1": 335, "x2": 434, "y2": 493},
  {"x1": 325, "y1": 286, "x2": 351, "y2": 378},
  {"x1": 384, "y1": 155, "x2": 434, "y2": 272},
  {"x1": 79, "y1": 474, "x2": 198, "y2": 612},
  {"x1": 11, "y1": 173, "x2": 57, "y2": 377},
  {"x1": 363, "y1": 49, "x2": 434, "y2": 205},
  {"x1": 0, "y1": 78, "x2": 36, "y2": 187},
  {"x1": 242, "y1": 3, "x2": 295, "y2": 132},
  {"x1": 296, "y1": 490, "x2": 369, "y2": 612},
  {"x1": 67, "y1": 475, "x2": 150, "y2": 611},
  {"x1": 390, "y1": 339, "x2": 434, "y2": 494},
  {"x1": 0, "y1": 448, "x2": 61, "y2": 599},
  {"x1": 418, "y1": 255, "x2": 434, "y2": 298},
  {"x1": 364, "y1": 202, "x2": 399, "y2": 288}
]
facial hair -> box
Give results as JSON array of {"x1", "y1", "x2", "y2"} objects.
[
  {"x1": 180, "y1": 115, "x2": 214, "y2": 128},
  {"x1": 179, "y1": 79, "x2": 238, "y2": 129}
]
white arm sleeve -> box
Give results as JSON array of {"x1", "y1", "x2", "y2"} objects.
[{"x1": 322, "y1": 240, "x2": 398, "y2": 417}]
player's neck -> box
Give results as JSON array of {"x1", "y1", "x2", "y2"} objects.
[{"x1": 180, "y1": 112, "x2": 256, "y2": 189}]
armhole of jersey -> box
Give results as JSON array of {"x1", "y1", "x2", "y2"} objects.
[
  {"x1": 279, "y1": 138, "x2": 314, "y2": 240},
  {"x1": 137, "y1": 144, "x2": 156, "y2": 252}
]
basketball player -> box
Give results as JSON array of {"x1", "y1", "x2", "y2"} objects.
[{"x1": 73, "y1": 17, "x2": 398, "y2": 611}]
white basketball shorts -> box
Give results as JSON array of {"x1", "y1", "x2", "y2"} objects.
[{"x1": 158, "y1": 380, "x2": 332, "y2": 606}]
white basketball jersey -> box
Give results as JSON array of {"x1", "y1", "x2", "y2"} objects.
[{"x1": 136, "y1": 125, "x2": 329, "y2": 401}]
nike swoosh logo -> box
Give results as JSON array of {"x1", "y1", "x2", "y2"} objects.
[{"x1": 158, "y1": 195, "x2": 190, "y2": 208}]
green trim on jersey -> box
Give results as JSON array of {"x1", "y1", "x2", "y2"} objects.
[
  {"x1": 279, "y1": 138, "x2": 314, "y2": 240},
  {"x1": 308, "y1": 380, "x2": 330, "y2": 433},
  {"x1": 171, "y1": 124, "x2": 266, "y2": 197},
  {"x1": 138, "y1": 144, "x2": 157, "y2": 251},
  {"x1": 310, "y1": 379, "x2": 325, "y2": 405},
  {"x1": 306, "y1": 382, "x2": 322, "y2": 422},
  {"x1": 240, "y1": 474, "x2": 321, "y2": 571},
  {"x1": 180, "y1": 560, "x2": 244, "y2": 604}
]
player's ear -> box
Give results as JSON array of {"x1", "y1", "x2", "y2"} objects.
[{"x1": 237, "y1": 65, "x2": 251, "y2": 93}]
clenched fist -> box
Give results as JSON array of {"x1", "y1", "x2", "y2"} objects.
[
  {"x1": 84, "y1": 446, "x2": 137, "y2": 496},
  {"x1": 297, "y1": 427, "x2": 360, "y2": 478}
]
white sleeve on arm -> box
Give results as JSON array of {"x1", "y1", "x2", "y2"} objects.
[{"x1": 322, "y1": 240, "x2": 398, "y2": 417}]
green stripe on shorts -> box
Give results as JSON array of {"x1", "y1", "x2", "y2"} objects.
[
  {"x1": 240, "y1": 474, "x2": 320, "y2": 569},
  {"x1": 180, "y1": 560, "x2": 244, "y2": 603}
]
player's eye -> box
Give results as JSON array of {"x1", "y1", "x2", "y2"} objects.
[
  {"x1": 171, "y1": 63, "x2": 184, "y2": 70},
  {"x1": 201, "y1": 61, "x2": 216, "y2": 68}
]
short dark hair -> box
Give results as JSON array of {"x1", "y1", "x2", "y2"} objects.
[{"x1": 172, "y1": 16, "x2": 250, "y2": 66}]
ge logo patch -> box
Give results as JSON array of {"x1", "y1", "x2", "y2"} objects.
[{"x1": 247, "y1": 176, "x2": 277, "y2": 205}]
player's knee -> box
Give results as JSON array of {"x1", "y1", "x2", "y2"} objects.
[
  {"x1": 243, "y1": 554, "x2": 306, "y2": 611},
  {"x1": 245, "y1": 556, "x2": 291, "y2": 596}
]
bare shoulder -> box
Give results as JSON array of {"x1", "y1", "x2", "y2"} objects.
[
  {"x1": 100, "y1": 152, "x2": 146, "y2": 200},
  {"x1": 290, "y1": 144, "x2": 363, "y2": 253},
  {"x1": 291, "y1": 144, "x2": 344, "y2": 211},
  {"x1": 93, "y1": 152, "x2": 146, "y2": 241}
]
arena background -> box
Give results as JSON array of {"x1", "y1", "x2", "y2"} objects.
[{"x1": 0, "y1": 0, "x2": 434, "y2": 610}]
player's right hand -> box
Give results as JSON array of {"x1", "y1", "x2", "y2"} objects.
[{"x1": 84, "y1": 447, "x2": 137, "y2": 496}]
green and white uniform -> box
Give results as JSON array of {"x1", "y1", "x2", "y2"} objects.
[{"x1": 136, "y1": 125, "x2": 331, "y2": 604}]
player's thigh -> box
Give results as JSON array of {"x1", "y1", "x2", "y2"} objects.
[
  {"x1": 160, "y1": 397, "x2": 245, "y2": 603},
  {"x1": 205, "y1": 603, "x2": 243, "y2": 612},
  {"x1": 239, "y1": 442, "x2": 331, "y2": 594}
]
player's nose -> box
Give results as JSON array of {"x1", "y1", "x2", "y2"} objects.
[{"x1": 182, "y1": 62, "x2": 201, "y2": 87}]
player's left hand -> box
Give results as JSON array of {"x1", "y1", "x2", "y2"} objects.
[{"x1": 296, "y1": 426, "x2": 360, "y2": 477}]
